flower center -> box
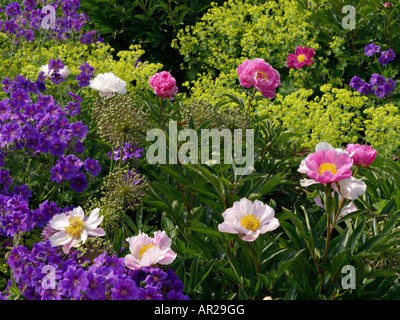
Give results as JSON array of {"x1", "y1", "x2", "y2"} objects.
[
  {"x1": 240, "y1": 214, "x2": 261, "y2": 231},
  {"x1": 139, "y1": 244, "x2": 155, "y2": 258},
  {"x1": 297, "y1": 54, "x2": 306, "y2": 62},
  {"x1": 65, "y1": 216, "x2": 85, "y2": 238},
  {"x1": 319, "y1": 163, "x2": 337, "y2": 175},
  {"x1": 257, "y1": 71, "x2": 268, "y2": 80}
]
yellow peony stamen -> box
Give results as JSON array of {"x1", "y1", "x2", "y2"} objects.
[
  {"x1": 319, "y1": 163, "x2": 337, "y2": 175},
  {"x1": 65, "y1": 216, "x2": 85, "y2": 238},
  {"x1": 139, "y1": 244, "x2": 155, "y2": 258},
  {"x1": 240, "y1": 214, "x2": 261, "y2": 231},
  {"x1": 297, "y1": 54, "x2": 306, "y2": 62},
  {"x1": 257, "y1": 71, "x2": 268, "y2": 80}
]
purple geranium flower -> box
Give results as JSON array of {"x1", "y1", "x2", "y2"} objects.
[
  {"x1": 48, "y1": 59, "x2": 64, "y2": 73},
  {"x1": 61, "y1": 266, "x2": 89, "y2": 299},
  {"x1": 69, "y1": 172, "x2": 88, "y2": 192},
  {"x1": 76, "y1": 71, "x2": 92, "y2": 87},
  {"x1": 70, "y1": 121, "x2": 88, "y2": 139},
  {"x1": 370, "y1": 73, "x2": 386, "y2": 86},
  {"x1": 364, "y1": 43, "x2": 381, "y2": 56},
  {"x1": 349, "y1": 76, "x2": 364, "y2": 91},
  {"x1": 111, "y1": 278, "x2": 139, "y2": 300},
  {"x1": 374, "y1": 85, "x2": 387, "y2": 98},
  {"x1": 379, "y1": 49, "x2": 396, "y2": 65},
  {"x1": 84, "y1": 158, "x2": 101, "y2": 176},
  {"x1": 0, "y1": 122, "x2": 22, "y2": 147},
  {"x1": 85, "y1": 271, "x2": 106, "y2": 300}
]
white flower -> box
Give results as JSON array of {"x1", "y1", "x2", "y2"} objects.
[
  {"x1": 218, "y1": 197, "x2": 279, "y2": 241},
  {"x1": 89, "y1": 72, "x2": 127, "y2": 97},
  {"x1": 49, "y1": 207, "x2": 105, "y2": 254},
  {"x1": 40, "y1": 64, "x2": 70, "y2": 79}
]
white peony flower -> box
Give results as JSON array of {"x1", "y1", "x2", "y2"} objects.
[
  {"x1": 40, "y1": 64, "x2": 70, "y2": 79},
  {"x1": 89, "y1": 72, "x2": 127, "y2": 97},
  {"x1": 49, "y1": 207, "x2": 105, "y2": 254},
  {"x1": 218, "y1": 197, "x2": 279, "y2": 242}
]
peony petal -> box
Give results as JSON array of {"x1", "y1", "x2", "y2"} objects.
[
  {"x1": 86, "y1": 227, "x2": 106, "y2": 237},
  {"x1": 338, "y1": 177, "x2": 367, "y2": 200},
  {"x1": 300, "y1": 178, "x2": 319, "y2": 187},
  {"x1": 260, "y1": 218, "x2": 280, "y2": 233},
  {"x1": 124, "y1": 254, "x2": 140, "y2": 270},
  {"x1": 49, "y1": 213, "x2": 69, "y2": 230},
  {"x1": 49, "y1": 231, "x2": 71, "y2": 246}
]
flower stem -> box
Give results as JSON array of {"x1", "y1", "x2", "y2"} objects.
[{"x1": 246, "y1": 88, "x2": 257, "y2": 113}]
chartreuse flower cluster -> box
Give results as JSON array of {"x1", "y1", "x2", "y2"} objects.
[
  {"x1": 257, "y1": 85, "x2": 371, "y2": 149},
  {"x1": 172, "y1": 0, "x2": 341, "y2": 106},
  {"x1": 0, "y1": 39, "x2": 162, "y2": 100}
]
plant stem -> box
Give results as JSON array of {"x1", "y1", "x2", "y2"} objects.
[{"x1": 246, "y1": 88, "x2": 257, "y2": 113}]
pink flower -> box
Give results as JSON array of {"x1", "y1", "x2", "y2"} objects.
[
  {"x1": 237, "y1": 58, "x2": 280, "y2": 98},
  {"x1": 124, "y1": 230, "x2": 177, "y2": 270},
  {"x1": 149, "y1": 71, "x2": 178, "y2": 100},
  {"x1": 218, "y1": 198, "x2": 279, "y2": 242},
  {"x1": 298, "y1": 142, "x2": 367, "y2": 200},
  {"x1": 303, "y1": 148, "x2": 353, "y2": 184},
  {"x1": 384, "y1": 2, "x2": 393, "y2": 8},
  {"x1": 346, "y1": 144, "x2": 377, "y2": 168},
  {"x1": 286, "y1": 46, "x2": 315, "y2": 69}
]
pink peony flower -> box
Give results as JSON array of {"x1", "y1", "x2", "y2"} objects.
[
  {"x1": 124, "y1": 230, "x2": 177, "y2": 270},
  {"x1": 303, "y1": 148, "x2": 353, "y2": 184},
  {"x1": 298, "y1": 142, "x2": 367, "y2": 200},
  {"x1": 286, "y1": 46, "x2": 315, "y2": 69},
  {"x1": 346, "y1": 144, "x2": 377, "y2": 168},
  {"x1": 149, "y1": 71, "x2": 178, "y2": 100},
  {"x1": 237, "y1": 58, "x2": 280, "y2": 98},
  {"x1": 218, "y1": 198, "x2": 279, "y2": 242}
]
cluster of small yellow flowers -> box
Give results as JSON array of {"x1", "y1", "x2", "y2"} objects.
[
  {"x1": 257, "y1": 86, "x2": 369, "y2": 149},
  {"x1": 363, "y1": 104, "x2": 400, "y2": 152},
  {"x1": 172, "y1": 0, "x2": 343, "y2": 109},
  {"x1": 0, "y1": 36, "x2": 162, "y2": 98}
]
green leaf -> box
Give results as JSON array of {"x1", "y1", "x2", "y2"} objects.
[
  {"x1": 187, "y1": 226, "x2": 224, "y2": 239},
  {"x1": 348, "y1": 220, "x2": 365, "y2": 254},
  {"x1": 114, "y1": 230, "x2": 124, "y2": 257},
  {"x1": 189, "y1": 254, "x2": 200, "y2": 289}
]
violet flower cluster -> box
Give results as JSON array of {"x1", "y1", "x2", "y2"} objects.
[
  {"x1": 108, "y1": 142, "x2": 144, "y2": 162},
  {"x1": 50, "y1": 155, "x2": 101, "y2": 192},
  {"x1": 0, "y1": 174, "x2": 70, "y2": 238},
  {"x1": 349, "y1": 43, "x2": 396, "y2": 98},
  {"x1": 364, "y1": 42, "x2": 396, "y2": 65},
  {"x1": 0, "y1": 72, "x2": 99, "y2": 234},
  {"x1": 350, "y1": 73, "x2": 396, "y2": 98},
  {"x1": 0, "y1": 0, "x2": 103, "y2": 45},
  {"x1": 3, "y1": 241, "x2": 188, "y2": 300},
  {"x1": 0, "y1": 73, "x2": 88, "y2": 157},
  {"x1": 76, "y1": 62, "x2": 95, "y2": 87}
]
